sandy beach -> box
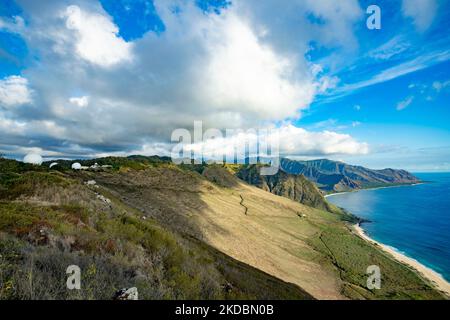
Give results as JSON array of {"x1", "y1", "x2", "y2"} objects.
[{"x1": 354, "y1": 224, "x2": 450, "y2": 297}]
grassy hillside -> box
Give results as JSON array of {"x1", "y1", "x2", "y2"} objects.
[
  {"x1": 0, "y1": 157, "x2": 446, "y2": 300},
  {"x1": 85, "y1": 160, "x2": 444, "y2": 299},
  {"x1": 0, "y1": 158, "x2": 312, "y2": 300}
]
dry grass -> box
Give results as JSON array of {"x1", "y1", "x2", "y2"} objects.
[
  {"x1": 97, "y1": 166, "x2": 445, "y2": 300},
  {"x1": 0, "y1": 165, "x2": 313, "y2": 300}
]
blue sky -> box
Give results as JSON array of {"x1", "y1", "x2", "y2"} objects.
[
  {"x1": 0, "y1": 0, "x2": 449, "y2": 171},
  {"x1": 299, "y1": 0, "x2": 450, "y2": 170}
]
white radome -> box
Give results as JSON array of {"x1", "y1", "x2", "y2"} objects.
[
  {"x1": 49, "y1": 162, "x2": 59, "y2": 168},
  {"x1": 23, "y1": 153, "x2": 43, "y2": 165},
  {"x1": 71, "y1": 162, "x2": 82, "y2": 170}
]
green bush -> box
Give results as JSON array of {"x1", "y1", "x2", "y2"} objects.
[{"x1": 0, "y1": 172, "x2": 72, "y2": 200}]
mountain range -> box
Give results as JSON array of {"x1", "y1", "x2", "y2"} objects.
[{"x1": 280, "y1": 158, "x2": 420, "y2": 193}]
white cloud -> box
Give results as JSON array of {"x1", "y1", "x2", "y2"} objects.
[
  {"x1": 181, "y1": 124, "x2": 369, "y2": 160},
  {"x1": 64, "y1": 5, "x2": 133, "y2": 67},
  {"x1": 69, "y1": 95, "x2": 89, "y2": 107},
  {"x1": 277, "y1": 125, "x2": 369, "y2": 155},
  {"x1": 432, "y1": 80, "x2": 450, "y2": 92},
  {"x1": 368, "y1": 36, "x2": 410, "y2": 60},
  {"x1": 0, "y1": 111, "x2": 66, "y2": 139},
  {"x1": 0, "y1": 75, "x2": 32, "y2": 108},
  {"x1": 201, "y1": 14, "x2": 315, "y2": 120},
  {"x1": 335, "y1": 50, "x2": 450, "y2": 96},
  {"x1": 402, "y1": 0, "x2": 438, "y2": 32},
  {"x1": 0, "y1": 0, "x2": 367, "y2": 158},
  {"x1": 302, "y1": 0, "x2": 362, "y2": 48},
  {"x1": 316, "y1": 75, "x2": 340, "y2": 93},
  {"x1": 397, "y1": 96, "x2": 414, "y2": 111},
  {"x1": 0, "y1": 15, "x2": 25, "y2": 33},
  {"x1": 0, "y1": 114, "x2": 26, "y2": 135}
]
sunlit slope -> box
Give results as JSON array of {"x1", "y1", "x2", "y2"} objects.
[{"x1": 94, "y1": 164, "x2": 445, "y2": 300}]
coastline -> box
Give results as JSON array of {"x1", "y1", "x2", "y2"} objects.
[
  {"x1": 353, "y1": 223, "x2": 450, "y2": 297},
  {"x1": 324, "y1": 182, "x2": 425, "y2": 198}
]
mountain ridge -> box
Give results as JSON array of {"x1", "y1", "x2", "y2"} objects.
[
  {"x1": 280, "y1": 158, "x2": 420, "y2": 193},
  {"x1": 236, "y1": 164, "x2": 334, "y2": 213}
]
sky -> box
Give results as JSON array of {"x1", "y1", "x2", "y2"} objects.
[{"x1": 0, "y1": 0, "x2": 449, "y2": 171}]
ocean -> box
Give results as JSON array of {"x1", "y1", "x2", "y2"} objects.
[{"x1": 326, "y1": 172, "x2": 450, "y2": 282}]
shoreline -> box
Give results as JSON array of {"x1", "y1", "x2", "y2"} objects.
[
  {"x1": 324, "y1": 182, "x2": 424, "y2": 198},
  {"x1": 353, "y1": 223, "x2": 450, "y2": 297}
]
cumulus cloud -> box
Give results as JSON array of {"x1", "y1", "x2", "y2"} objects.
[
  {"x1": 69, "y1": 95, "x2": 89, "y2": 107},
  {"x1": 402, "y1": 0, "x2": 438, "y2": 32},
  {"x1": 178, "y1": 124, "x2": 369, "y2": 160},
  {"x1": 0, "y1": 75, "x2": 32, "y2": 108},
  {"x1": 275, "y1": 125, "x2": 369, "y2": 156},
  {"x1": 201, "y1": 14, "x2": 315, "y2": 120},
  {"x1": 0, "y1": 0, "x2": 367, "y2": 158},
  {"x1": 64, "y1": 5, "x2": 133, "y2": 67}
]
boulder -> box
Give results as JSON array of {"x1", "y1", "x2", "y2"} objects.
[{"x1": 113, "y1": 287, "x2": 138, "y2": 300}]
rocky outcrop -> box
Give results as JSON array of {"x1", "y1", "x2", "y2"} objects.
[
  {"x1": 113, "y1": 287, "x2": 138, "y2": 300},
  {"x1": 237, "y1": 165, "x2": 333, "y2": 212}
]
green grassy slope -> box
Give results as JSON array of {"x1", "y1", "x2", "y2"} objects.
[{"x1": 307, "y1": 222, "x2": 443, "y2": 299}]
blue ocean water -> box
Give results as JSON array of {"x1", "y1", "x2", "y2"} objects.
[{"x1": 327, "y1": 173, "x2": 450, "y2": 282}]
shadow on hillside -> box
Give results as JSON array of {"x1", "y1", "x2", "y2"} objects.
[
  {"x1": 93, "y1": 167, "x2": 231, "y2": 241},
  {"x1": 200, "y1": 165, "x2": 242, "y2": 189}
]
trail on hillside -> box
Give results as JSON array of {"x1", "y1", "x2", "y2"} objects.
[
  {"x1": 239, "y1": 194, "x2": 248, "y2": 215},
  {"x1": 317, "y1": 230, "x2": 373, "y2": 298}
]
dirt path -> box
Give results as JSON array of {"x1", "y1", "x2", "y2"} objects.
[{"x1": 239, "y1": 194, "x2": 248, "y2": 215}]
